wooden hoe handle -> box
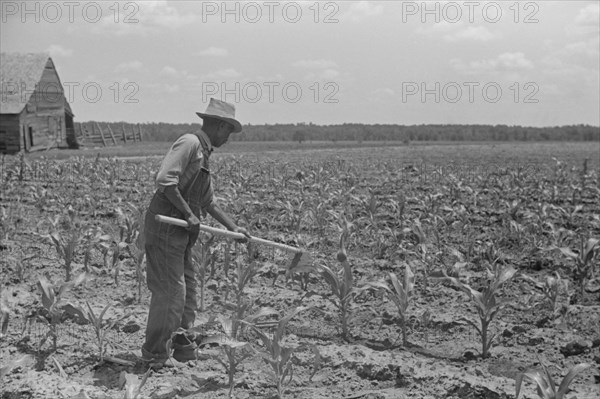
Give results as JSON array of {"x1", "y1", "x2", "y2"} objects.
[{"x1": 154, "y1": 214, "x2": 303, "y2": 254}]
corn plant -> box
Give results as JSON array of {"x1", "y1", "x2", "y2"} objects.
[
  {"x1": 106, "y1": 240, "x2": 128, "y2": 286},
  {"x1": 127, "y1": 215, "x2": 146, "y2": 303},
  {"x1": 319, "y1": 216, "x2": 371, "y2": 341},
  {"x1": 282, "y1": 252, "x2": 317, "y2": 292},
  {"x1": 516, "y1": 361, "x2": 590, "y2": 399},
  {"x1": 277, "y1": 199, "x2": 304, "y2": 234},
  {"x1": 81, "y1": 227, "x2": 112, "y2": 273},
  {"x1": 77, "y1": 302, "x2": 130, "y2": 362},
  {"x1": 308, "y1": 200, "x2": 328, "y2": 238},
  {"x1": 522, "y1": 272, "x2": 566, "y2": 314},
  {"x1": 4, "y1": 247, "x2": 35, "y2": 282},
  {"x1": 407, "y1": 218, "x2": 435, "y2": 289},
  {"x1": 35, "y1": 273, "x2": 87, "y2": 351},
  {"x1": 203, "y1": 306, "x2": 278, "y2": 398},
  {"x1": 368, "y1": 263, "x2": 415, "y2": 346},
  {"x1": 116, "y1": 206, "x2": 141, "y2": 245},
  {"x1": 47, "y1": 228, "x2": 80, "y2": 282},
  {"x1": 251, "y1": 306, "x2": 320, "y2": 399},
  {"x1": 433, "y1": 264, "x2": 516, "y2": 358},
  {"x1": 223, "y1": 242, "x2": 259, "y2": 306},
  {"x1": 191, "y1": 235, "x2": 215, "y2": 312},
  {"x1": 201, "y1": 243, "x2": 270, "y2": 397},
  {"x1": 557, "y1": 237, "x2": 599, "y2": 299}
]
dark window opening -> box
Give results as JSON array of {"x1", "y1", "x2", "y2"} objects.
[{"x1": 0, "y1": 130, "x2": 6, "y2": 152}]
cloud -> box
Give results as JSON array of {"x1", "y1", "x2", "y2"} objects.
[
  {"x1": 159, "y1": 67, "x2": 199, "y2": 83},
  {"x1": 292, "y1": 59, "x2": 338, "y2": 69},
  {"x1": 565, "y1": 40, "x2": 600, "y2": 58},
  {"x1": 93, "y1": 1, "x2": 197, "y2": 36},
  {"x1": 417, "y1": 21, "x2": 497, "y2": 42},
  {"x1": 202, "y1": 68, "x2": 242, "y2": 80},
  {"x1": 160, "y1": 66, "x2": 178, "y2": 77},
  {"x1": 575, "y1": 3, "x2": 599, "y2": 26},
  {"x1": 496, "y1": 53, "x2": 535, "y2": 69},
  {"x1": 305, "y1": 68, "x2": 339, "y2": 80},
  {"x1": 147, "y1": 82, "x2": 180, "y2": 94},
  {"x1": 164, "y1": 84, "x2": 180, "y2": 93},
  {"x1": 542, "y1": 3, "x2": 599, "y2": 76},
  {"x1": 542, "y1": 38, "x2": 599, "y2": 82},
  {"x1": 343, "y1": 1, "x2": 384, "y2": 21},
  {"x1": 451, "y1": 52, "x2": 534, "y2": 74},
  {"x1": 196, "y1": 47, "x2": 229, "y2": 57},
  {"x1": 115, "y1": 60, "x2": 144, "y2": 73},
  {"x1": 368, "y1": 88, "x2": 395, "y2": 102},
  {"x1": 46, "y1": 44, "x2": 73, "y2": 57},
  {"x1": 143, "y1": 0, "x2": 197, "y2": 28},
  {"x1": 567, "y1": 3, "x2": 599, "y2": 37},
  {"x1": 443, "y1": 26, "x2": 496, "y2": 42}
]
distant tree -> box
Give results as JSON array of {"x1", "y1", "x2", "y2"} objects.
[{"x1": 293, "y1": 130, "x2": 307, "y2": 143}]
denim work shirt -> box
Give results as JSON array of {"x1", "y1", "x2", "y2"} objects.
[{"x1": 146, "y1": 132, "x2": 214, "y2": 245}]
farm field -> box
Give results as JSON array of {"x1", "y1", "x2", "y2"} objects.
[{"x1": 1, "y1": 141, "x2": 599, "y2": 399}]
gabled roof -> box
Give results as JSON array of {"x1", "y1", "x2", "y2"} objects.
[{"x1": 0, "y1": 52, "x2": 71, "y2": 115}]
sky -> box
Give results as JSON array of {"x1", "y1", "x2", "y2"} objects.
[{"x1": 1, "y1": 0, "x2": 599, "y2": 127}]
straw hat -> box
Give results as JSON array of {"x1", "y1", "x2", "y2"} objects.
[{"x1": 196, "y1": 98, "x2": 242, "y2": 133}]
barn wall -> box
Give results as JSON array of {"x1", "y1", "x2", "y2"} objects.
[
  {"x1": 21, "y1": 109, "x2": 64, "y2": 150},
  {"x1": 65, "y1": 113, "x2": 77, "y2": 148},
  {"x1": 22, "y1": 60, "x2": 67, "y2": 149},
  {"x1": 0, "y1": 114, "x2": 21, "y2": 153}
]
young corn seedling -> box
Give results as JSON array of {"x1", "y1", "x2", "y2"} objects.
[
  {"x1": 35, "y1": 273, "x2": 87, "y2": 351},
  {"x1": 201, "y1": 244, "x2": 271, "y2": 397},
  {"x1": 47, "y1": 228, "x2": 80, "y2": 282},
  {"x1": 81, "y1": 227, "x2": 112, "y2": 273},
  {"x1": 557, "y1": 237, "x2": 599, "y2": 299},
  {"x1": 105, "y1": 240, "x2": 129, "y2": 286},
  {"x1": 433, "y1": 264, "x2": 516, "y2": 358},
  {"x1": 369, "y1": 263, "x2": 415, "y2": 346},
  {"x1": 223, "y1": 242, "x2": 259, "y2": 307},
  {"x1": 521, "y1": 272, "x2": 566, "y2": 315},
  {"x1": 515, "y1": 361, "x2": 590, "y2": 399},
  {"x1": 191, "y1": 235, "x2": 216, "y2": 312},
  {"x1": 203, "y1": 306, "x2": 278, "y2": 398},
  {"x1": 130, "y1": 234, "x2": 146, "y2": 304},
  {"x1": 116, "y1": 206, "x2": 142, "y2": 245},
  {"x1": 319, "y1": 216, "x2": 370, "y2": 341},
  {"x1": 78, "y1": 302, "x2": 131, "y2": 362},
  {"x1": 251, "y1": 306, "x2": 321, "y2": 399}
]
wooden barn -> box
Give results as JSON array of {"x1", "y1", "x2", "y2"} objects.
[{"x1": 0, "y1": 52, "x2": 77, "y2": 154}]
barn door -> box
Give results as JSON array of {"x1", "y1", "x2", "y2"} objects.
[{"x1": 22, "y1": 125, "x2": 30, "y2": 150}]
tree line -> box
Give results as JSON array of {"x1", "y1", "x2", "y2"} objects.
[{"x1": 86, "y1": 122, "x2": 600, "y2": 143}]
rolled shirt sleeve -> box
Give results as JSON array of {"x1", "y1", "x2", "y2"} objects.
[
  {"x1": 155, "y1": 134, "x2": 199, "y2": 189},
  {"x1": 155, "y1": 133, "x2": 214, "y2": 215}
]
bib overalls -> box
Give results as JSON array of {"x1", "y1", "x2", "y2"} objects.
[{"x1": 142, "y1": 133, "x2": 213, "y2": 360}]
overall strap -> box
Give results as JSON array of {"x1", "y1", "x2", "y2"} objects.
[{"x1": 197, "y1": 133, "x2": 212, "y2": 165}]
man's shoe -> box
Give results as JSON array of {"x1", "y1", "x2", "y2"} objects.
[
  {"x1": 172, "y1": 333, "x2": 198, "y2": 363},
  {"x1": 173, "y1": 347, "x2": 197, "y2": 362}
]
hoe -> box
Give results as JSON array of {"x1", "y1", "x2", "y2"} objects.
[{"x1": 154, "y1": 214, "x2": 312, "y2": 270}]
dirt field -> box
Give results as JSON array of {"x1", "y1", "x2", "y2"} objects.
[{"x1": 1, "y1": 141, "x2": 599, "y2": 399}]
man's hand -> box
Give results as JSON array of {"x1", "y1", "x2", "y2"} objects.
[
  {"x1": 233, "y1": 226, "x2": 251, "y2": 243},
  {"x1": 186, "y1": 213, "x2": 201, "y2": 241}
]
